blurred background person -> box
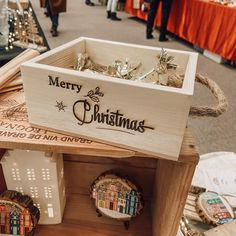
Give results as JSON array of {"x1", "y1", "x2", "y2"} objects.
[
  {"x1": 40, "y1": 0, "x2": 67, "y2": 37},
  {"x1": 145, "y1": 0, "x2": 172, "y2": 41},
  {"x1": 107, "y1": 0, "x2": 121, "y2": 21},
  {"x1": 85, "y1": 0, "x2": 95, "y2": 6}
]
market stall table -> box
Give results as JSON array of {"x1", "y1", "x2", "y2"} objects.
[
  {"x1": 0, "y1": 90, "x2": 199, "y2": 236},
  {"x1": 125, "y1": 0, "x2": 236, "y2": 63},
  {"x1": 0, "y1": 2, "x2": 50, "y2": 66}
]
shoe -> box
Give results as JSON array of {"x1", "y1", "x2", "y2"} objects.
[
  {"x1": 44, "y1": 11, "x2": 49, "y2": 17},
  {"x1": 107, "y1": 10, "x2": 111, "y2": 19},
  {"x1": 110, "y1": 12, "x2": 121, "y2": 21},
  {"x1": 159, "y1": 35, "x2": 169, "y2": 42},
  {"x1": 146, "y1": 34, "x2": 154, "y2": 39},
  {"x1": 51, "y1": 27, "x2": 58, "y2": 37},
  {"x1": 85, "y1": 0, "x2": 95, "y2": 6}
]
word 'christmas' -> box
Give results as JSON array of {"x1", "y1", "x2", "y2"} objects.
[{"x1": 73, "y1": 100, "x2": 154, "y2": 133}]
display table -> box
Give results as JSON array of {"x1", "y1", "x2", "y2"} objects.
[
  {"x1": 125, "y1": 0, "x2": 236, "y2": 63},
  {"x1": 0, "y1": 2, "x2": 50, "y2": 66},
  {"x1": 0, "y1": 90, "x2": 199, "y2": 236}
]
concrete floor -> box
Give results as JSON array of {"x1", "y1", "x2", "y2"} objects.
[{"x1": 31, "y1": 0, "x2": 236, "y2": 155}]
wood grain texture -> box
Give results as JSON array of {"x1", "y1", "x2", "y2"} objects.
[
  {"x1": 35, "y1": 194, "x2": 152, "y2": 236},
  {"x1": 0, "y1": 49, "x2": 39, "y2": 90},
  {"x1": 63, "y1": 154, "x2": 157, "y2": 168},
  {"x1": 64, "y1": 159, "x2": 155, "y2": 198},
  {"x1": 152, "y1": 159, "x2": 198, "y2": 236},
  {"x1": 0, "y1": 149, "x2": 7, "y2": 192},
  {"x1": 21, "y1": 37, "x2": 198, "y2": 160}
]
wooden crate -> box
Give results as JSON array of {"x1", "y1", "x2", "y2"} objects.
[
  {"x1": 0, "y1": 91, "x2": 199, "y2": 236},
  {"x1": 21, "y1": 37, "x2": 198, "y2": 160},
  {"x1": 0, "y1": 134, "x2": 198, "y2": 236}
]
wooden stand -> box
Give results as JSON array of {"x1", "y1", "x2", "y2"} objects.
[{"x1": 0, "y1": 91, "x2": 199, "y2": 236}]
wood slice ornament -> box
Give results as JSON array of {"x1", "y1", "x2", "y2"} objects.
[
  {"x1": 0, "y1": 190, "x2": 40, "y2": 235},
  {"x1": 91, "y1": 172, "x2": 144, "y2": 229},
  {"x1": 196, "y1": 192, "x2": 234, "y2": 225}
]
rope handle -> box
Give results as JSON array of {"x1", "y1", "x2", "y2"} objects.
[{"x1": 189, "y1": 73, "x2": 228, "y2": 117}]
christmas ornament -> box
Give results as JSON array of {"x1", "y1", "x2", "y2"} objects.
[
  {"x1": 91, "y1": 172, "x2": 144, "y2": 229},
  {"x1": 196, "y1": 191, "x2": 234, "y2": 225},
  {"x1": 0, "y1": 190, "x2": 40, "y2": 235}
]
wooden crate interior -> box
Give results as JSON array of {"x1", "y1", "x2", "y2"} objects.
[
  {"x1": 61, "y1": 154, "x2": 155, "y2": 236},
  {"x1": 35, "y1": 38, "x2": 193, "y2": 90},
  {"x1": 37, "y1": 40, "x2": 86, "y2": 69}
]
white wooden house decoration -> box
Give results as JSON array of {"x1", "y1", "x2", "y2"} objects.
[{"x1": 0, "y1": 149, "x2": 66, "y2": 224}]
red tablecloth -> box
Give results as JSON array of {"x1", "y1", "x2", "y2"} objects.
[{"x1": 125, "y1": 0, "x2": 236, "y2": 62}]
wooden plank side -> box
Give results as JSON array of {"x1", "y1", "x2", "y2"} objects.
[
  {"x1": 0, "y1": 149, "x2": 7, "y2": 192},
  {"x1": 36, "y1": 40, "x2": 85, "y2": 68},
  {"x1": 152, "y1": 159, "x2": 198, "y2": 236},
  {"x1": 85, "y1": 39, "x2": 190, "y2": 77},
  {"x1": 64, "y1": 161, "x2": 155, "y2": 198},
  {"x1": 35, "y1": 193, "x2": 152, "y2": 236},
  {"x1": 135, "y1": 129, "x2": 199, "y2": 163},
  {"x1": 63, "y1": 154, "x2": 157, "y2": 169}
]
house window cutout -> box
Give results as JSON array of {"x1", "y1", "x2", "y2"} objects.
[
  {"x1": 15, "y1": 186, "x2": 24, "y2": 194},
  {"x1": 44, "y1": 187, "x2": 52, "y2": 198},
  {"x1": 11, "y1": 168, "x2": 21, "y2": 181},
  {"x1": 34, "y1": 203, "x2": 41, "y2": 211},
  {"x1": 27, "y1": 168, "x2": 36, "y2": 181},
  {"x1": 42, "y1": 168, "x2": 51, "y2": 180},
  {"x1": 47, "y1": 204, "x2": 54, "y2": 218},
  {"x1": 30, "y1": 187, "x2": 39, "y2": 198}
]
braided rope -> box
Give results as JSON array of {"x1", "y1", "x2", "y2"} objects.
[{"x1": 189, "y1": 73, "x2": 228, "y2": 117}]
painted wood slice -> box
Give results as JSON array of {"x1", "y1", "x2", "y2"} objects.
[
  {"x1": 91, "y1": 172, "x2": 144, "y2": 221},
  {"x1": 197, "y1": 191, "x2": 234, "y2": 225},
  {"x1": 0, "y1": 190, "x2": 40, "y2": 236}
]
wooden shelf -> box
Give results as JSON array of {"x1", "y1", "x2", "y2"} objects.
[{"x1": 35, "y1": 194, "x2": 152, "y2": 236}]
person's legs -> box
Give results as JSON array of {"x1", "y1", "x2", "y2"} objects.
[
  {"x1": 106, "y1": 0, "x2": 112, "y2": 18},
  {"x1": 46, "y1": 0, "x2": 52, "y2": 20},
  {"x1": 159, "y1": 0, "x2": 172, "y2": 41},
  {"x1": 46, "y1": 0, "x2": 59, "y2": 37},
  {"x1": 110, "y1": 0, "x2": 121, "y2": 21},
  {"x1": 51, "y1": 13, "x2": 59, "y2": 37},
  {"x1": 146, "y1": 0, "x2": 160, "y2": 39}
]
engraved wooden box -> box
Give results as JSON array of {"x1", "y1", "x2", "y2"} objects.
[{"x1": 21, "y1": 37, "x2": 198, "y2": 160}]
